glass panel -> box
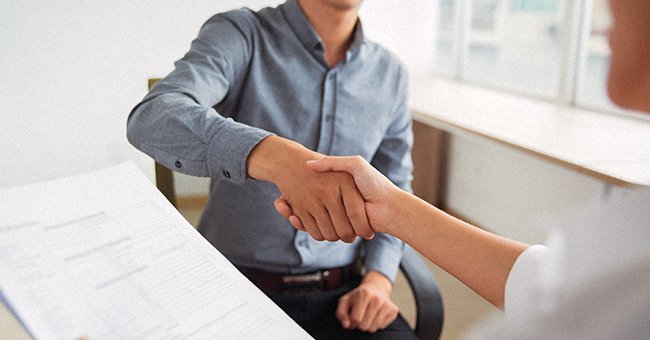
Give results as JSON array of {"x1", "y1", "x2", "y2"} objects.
[
  {"x1": 464, "y1": 0, "x2": 565, "y2": 98},
  {"x1": 575, "y1": 0, "x2": 616, "y2": 111},
  {"x1": 434, "y1": 0, "x2": 458, "y2": 77}
]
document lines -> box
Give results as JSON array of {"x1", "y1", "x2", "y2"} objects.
[{"x1": 0, "y1": 163, "x2": 310, "y2": 339}]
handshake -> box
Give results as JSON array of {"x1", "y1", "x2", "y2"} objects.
[{"x1": 248, "y1": 136, "x2": 403, "y2": 243}]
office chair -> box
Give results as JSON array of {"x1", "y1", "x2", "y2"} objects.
[{"x1": 147, "y1": 78, "x2": 444, "y2": 339}]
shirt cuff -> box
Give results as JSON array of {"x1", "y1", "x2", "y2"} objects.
[
  {"x1": 363, "y1": 233, "x2": 406, "y2": 283},
  {"x1": 504, "y1": 244, "x2": 549, "y2": 314},
  {"x1": 206, "y1": 115, "x2": 274, "y2": 184}
]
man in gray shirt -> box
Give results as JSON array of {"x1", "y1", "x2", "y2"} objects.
[{"x1": 127, "y1": 0, "x2": 415, "y2": 338}]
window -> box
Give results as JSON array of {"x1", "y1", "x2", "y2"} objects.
[
  {"x1": 464, "y1": 0, "x2": 565, "y2": 97},
  {"x1": 575, "y1": 0, "x2": 613, "y2": 111},
  {"x1": 433, "y1": 0, "x2": 638, "y2": 117}
]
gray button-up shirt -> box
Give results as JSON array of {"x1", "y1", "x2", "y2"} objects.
[{"x1": 127, "y1": 0, "x2": 413, "y2": 281}]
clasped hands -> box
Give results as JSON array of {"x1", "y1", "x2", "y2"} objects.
[
  {"x1": 274, "y1": 155, "x2": 400, "y2": 243},
  {"x1": 248, "y1": 136, "x2": 399, "y2": 243}
]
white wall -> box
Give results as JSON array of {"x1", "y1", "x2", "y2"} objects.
[
  {"x1": 0, "y1": 0, "x2": 278, "y2": 188},
  {"x1": 360, "y1": 1, "x2": 436, "y2": 75},
  {"x1": 445, "y1": 135, "x2": 614, "y2": 244}
]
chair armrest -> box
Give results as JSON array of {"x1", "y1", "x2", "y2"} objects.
[{"x1": 400, "y1": 246, "x2": 444, "y2": 340}]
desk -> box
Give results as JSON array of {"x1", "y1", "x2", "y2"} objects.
[{"x1": 409, "y1": 78, "x2": 650, "y2": 207}]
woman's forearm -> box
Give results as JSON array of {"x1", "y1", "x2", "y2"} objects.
[{"x1": 384, "y1": 190, "x2": 529, "y2": 309}]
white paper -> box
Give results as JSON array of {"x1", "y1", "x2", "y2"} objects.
[{"x1": 0, "y1": 163, "x2": 311, "y2": 340}]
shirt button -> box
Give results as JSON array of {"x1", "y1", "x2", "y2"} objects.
[
  {"x1": 174, "y1": 160, "x2": 182, "y2": 168},
  {"x1": 222, "y1": 170, "x2": 231, "y2": 179}
]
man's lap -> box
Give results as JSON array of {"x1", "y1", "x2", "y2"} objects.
[{"x1": 267, "y1": 283, "x2": 417, "y2": 340}]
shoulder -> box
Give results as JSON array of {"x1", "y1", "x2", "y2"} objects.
[
  {"x1": 364, "y1": 41, "x2": 406, "y2": 74},
  {"x1": 200, "y1": 6, "x2": 286, "y2": 41},
  {"x1": 360, "y1": 39, "x2": 408, "y2": 96},
  {"x1": 201, "y1": 8, "x2": 256, "y2": 32}
]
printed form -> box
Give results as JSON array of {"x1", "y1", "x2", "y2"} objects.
[{"x1": 0, "y1": 163, "x2": 311, "y2": 339}]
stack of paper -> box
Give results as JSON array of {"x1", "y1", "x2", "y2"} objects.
[{"x1": 0, "y1": 163, "x2": 310, "y2": 339}]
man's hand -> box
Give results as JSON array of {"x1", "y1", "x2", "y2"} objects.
[
  {"x1": 248, "y1": 136, "x2": 374, "y2": 242},
  {"x1": 336, "y1": 271, "x2": 399, "y2": 333},
  {"x1": 275, "y1": 155, "x2": 402, "y2": 235}
]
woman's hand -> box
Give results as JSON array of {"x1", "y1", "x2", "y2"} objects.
[{"x1": 274, "y1": 155, "x2": 402, "y2": 235}]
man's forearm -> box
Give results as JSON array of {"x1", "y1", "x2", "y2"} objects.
[{"x1": 247, "y1": 135, "x2": 319, "y2": 182}]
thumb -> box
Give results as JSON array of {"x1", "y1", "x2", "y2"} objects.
[
  {"x1": 307, "y1": 156, "x2": 360, "y2": 173},
  {"x1": 336, "y1": 294, "x2": 353, "y2": 329}
]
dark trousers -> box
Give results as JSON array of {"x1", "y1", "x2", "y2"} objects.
[{"x1": 266, "y1": 281, "x2": 418, "y2": 340}]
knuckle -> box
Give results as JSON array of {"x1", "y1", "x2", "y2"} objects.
[
  {"x1": 360, "y1": 230, "x2": 374, "y2": 239},
  {"x1": 320, "y1": 228, "x2": 337, "y2": 242},
  {"x1": 341, "y1": 236, "x2": 356, "y2": 244},
  {"x1": 347, "y1": 208, "x2": 364, "y2": 222},
  {"x1": 308, "y1": 230, "x2": 324, "y2": 241},
  {"x1": 341, "y1": 233, "x2": 356, "y2": 243},
  {"x1": 325, "y1": 235, "x2": 339, "y2": 242},
  {"x1": 339, "y1": 228, "x2": 355, "y2": 239}
]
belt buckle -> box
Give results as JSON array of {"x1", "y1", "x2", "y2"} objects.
[
  {"x1": 281, "y1": 271, "x2": 322, "y2": 285},
  {"x1": 281, "y1": 270, "x2": 332, "y2": 293}
]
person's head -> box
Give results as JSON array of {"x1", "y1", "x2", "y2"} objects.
[{"x1": 607, "y1": 0, "x2": 650, "y2": 113}]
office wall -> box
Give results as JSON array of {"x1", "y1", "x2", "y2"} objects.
[
  {"x1": 445, "y1": 135, "x2": 612, "y2": 244},
  {"x1": 1, "y1": 0, "x2": 278, "y2": 188}
]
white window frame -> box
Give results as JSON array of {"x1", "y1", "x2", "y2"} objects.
[{"x1": 436, "y1": 0, "x2": 649, "y2": 122}]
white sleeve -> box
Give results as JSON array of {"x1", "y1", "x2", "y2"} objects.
[{"x1": 504, "y1": 244, "x2": 549, "y2": 314}]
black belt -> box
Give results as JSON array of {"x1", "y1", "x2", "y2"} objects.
[{"x1": 237, "y1": 264, "x2": 360, "y2": 294}]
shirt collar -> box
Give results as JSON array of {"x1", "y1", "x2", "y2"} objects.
[
  {"x1": 346, "y1": 20, "x2": 365, "y2": 60},
  {"x1": 282, "y1": 0, "x2": 322, "y2": 51},
  {"x1": 282, "y1": 0, "x2": 365, "y2": 55}
]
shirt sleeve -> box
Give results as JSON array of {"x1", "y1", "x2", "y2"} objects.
[
  {"x1": 364, "y1": 67, "x2": 413, "y2": 283},
  {"x1": 126, "y1": 11, "x2": 273, "y2": 184},
  {"x1": 504, "y1": 244, "x2": 549, "y2": 314}
]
